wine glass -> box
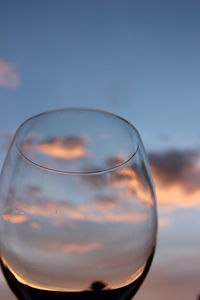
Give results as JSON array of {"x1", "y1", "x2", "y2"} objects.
[{"x1": 0, "y1": 108, "x2": 157, "y2": 300}]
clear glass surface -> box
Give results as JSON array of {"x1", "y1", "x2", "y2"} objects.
[{"x1": 0, "y1": 108, "x2": 157, "y2": 300}]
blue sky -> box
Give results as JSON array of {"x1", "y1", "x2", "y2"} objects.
[
  {"x1": 1, "y1": 1, "x2": 200, "y2": 299},
  {"x1": 1, "y1": 0, "x2": 200, "y2": 150}
]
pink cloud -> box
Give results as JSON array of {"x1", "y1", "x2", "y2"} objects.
[{"x1": 0, "y1": 59, "x2": 20, "y2": 89}]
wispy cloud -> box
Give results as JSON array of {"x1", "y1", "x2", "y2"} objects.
[
  {"x1": 0, "y1": 59, "x2": 20, "y2": 89},
  {"x1": 4, "y1": 199, "x2": 147, "y2": 224},
  {"x1": 62, "y1": 242, "x2": 102, "y2": 254},
  {"x1": 39, "y1": 240, "x2": 102, "y2": 254},
  {"x1": 2, "y1": 182, "x2": 148, "y2": 226}
]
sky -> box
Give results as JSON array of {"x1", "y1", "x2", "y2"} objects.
[{"x1": 0, "y1": 0, "x2": 200, "y2": 299}]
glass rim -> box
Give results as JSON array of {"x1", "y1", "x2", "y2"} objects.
[{"x1": 14, "y1": 107, "x2": 140, "y2": 175}]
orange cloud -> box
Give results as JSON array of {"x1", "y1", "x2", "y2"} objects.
[
  {"x1": 0, "y1": 59, "x2": 20, "y2": 89},
  {"x1": 155, "y1": 180, "x2": 200, "y2": 209},
  {"x1": 149, "y1": 149, "x2": 200, "y2": 190},
  {"x1": 2, "y1": 214, "x2": 28, "y2": 224},
  {"x1": 106, "y1": 154, "x2": 127, "y2": 169},
  {"x1": 23, "y1": 136, "x2": 88, "y2": 160},
  {"x1": 82, "y1": 162, "x2": 154, "y2": 206},
  {"x1": 149, "y1": 149, "x2": 200, "y2": 209},
  {"x1": 110, "y1": 167, "x2": 154, "y2": 206}
]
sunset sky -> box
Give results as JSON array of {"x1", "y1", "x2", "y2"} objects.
[{"x1": 1, "y1": 1, "x2": 200, "y2": 299}]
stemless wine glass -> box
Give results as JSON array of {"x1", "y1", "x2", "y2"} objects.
[{"x1": 0, "y1": 108, "x2": 157, "y2": 300}]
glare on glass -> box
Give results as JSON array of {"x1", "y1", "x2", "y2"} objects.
[{"x1": 0, "y1": 108, "x2": 157, "y2": 300}]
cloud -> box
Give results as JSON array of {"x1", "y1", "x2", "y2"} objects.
[
  {"x1": 82, "y1": 162, "x2": 153, "y2": 206},
  {"x1": 2, "y1": 185, "x2": 148, "y2": 226},
  {"x1": 155, "y1": 182, "x2": 200, "y2": 209},
  {"x1": 105, "y1": 155, "x2": 126, "y2": 168},
  {"x1": 0, "y1": 59, "x2": 20, "y2": 89},
  {"x1": 40, "y1": 241, "x2": 102, "y2": 254},
  {"x1": 94, "y1": 195, "x2": 120, "y2": 208},
  {"x1": 1, "y1": 185, "x2": 154, "y2": 294},
  {"x1": 8, "y1": 200, "x2": 147, "y2": 224},
  {"x1": 110, "y1": 167, "x2": 153, "y2": 206},
  {"x1": 2, "y1": 214, "x2": 28, "y2": 224},
  {"x1": 149, "y1": 149, "x2": 200, "y2": 209},
  {"x1": 24, "y1": 185, "x2": 42, "y2": 197},
  {"x1": 149, "y1": 149, "x2": 199, "y2": 189},
  {"x1": 23, "y1": 136, "x2": 88, "y2": 160},
  {"x1": 62, "y1": 242, "x2": 102, "y2": 254}
]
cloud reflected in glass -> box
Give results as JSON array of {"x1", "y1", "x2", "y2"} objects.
[
  {"x1": 3, "y1": 197, "x2": 148, "y2": 225},
  {"x1": 34, "y1": 136, "x2": 88, "y2": 160},
  {"x1": 22, "y1": 135, "x2": 89, "y2": 161}
]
